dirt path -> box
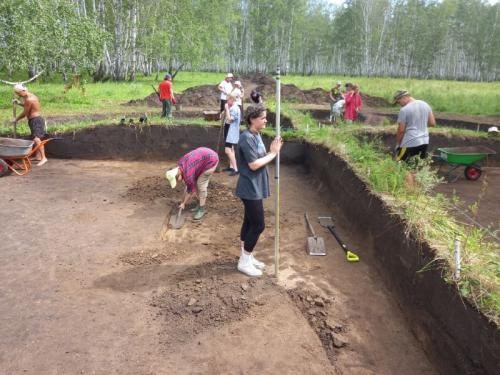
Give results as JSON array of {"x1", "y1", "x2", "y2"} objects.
[
  {"x1": 0, "y1": 160, "x2": 436, "y2": 374},
  {"x1": 434, "y1": 167, "x2": 500, "y2": 239}
]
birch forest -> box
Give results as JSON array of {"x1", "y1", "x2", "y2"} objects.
[{"x1": 1, "y1": 0, "x2": 499, "y2": 81}]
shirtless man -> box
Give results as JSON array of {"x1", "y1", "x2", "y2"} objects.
[{"x1": 13, "y1": 84, "x2": 47, "y2": 166}]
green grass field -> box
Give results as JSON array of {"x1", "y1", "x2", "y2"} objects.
[
  {"x1": 1, "y1": 72, "x2": 499, "y2": 122},
  {"x1": 0, "y1": 72, "x2": 222, "y2": 120},
  {"x1": 282, "y1": 74, "x2": 500, "y2": 117}
]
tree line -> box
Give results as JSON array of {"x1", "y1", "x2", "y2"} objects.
[{"x1": 0, "y1": 0, "x2": 498, "y2": 82}]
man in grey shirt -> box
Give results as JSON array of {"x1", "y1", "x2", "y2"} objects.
[{"x1": 393, "y1": 90, "x2": 436, "y2": 161}]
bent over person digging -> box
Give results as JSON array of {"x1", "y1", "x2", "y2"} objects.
[
  {"x1": 165, "y1": 147, "x2": 219, "y2": 221},
  {"x1": 235, "y1": 104, "x2": 283, "y2": 277}
]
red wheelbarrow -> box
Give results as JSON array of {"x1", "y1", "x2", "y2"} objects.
[{"x1": 0, "y1": 137, "x2": 54, "y2": 177}]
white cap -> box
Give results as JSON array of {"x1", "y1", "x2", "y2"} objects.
[
  {"x1": 487, "y1": 126, "x2": 498, "y2": 133},
  {"x1": 14, "y1": 83, "x2": 27, "y2": 93},
  {"x1": 234, "y1": 80, "x2": 241, "y2": 86},
  {"x1": 165, "y1": 167, "x2": 179, "y2": 188},
  {"x1": 226, "y1": 73, "x2": 234, "y2": 78},
  {"x1": 336, "y1": 81, "x2": 342, "y2": 85}
]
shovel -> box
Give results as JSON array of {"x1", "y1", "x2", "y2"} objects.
[
  {"x1": 318, "y1": 215, "x2": 359, "y2": 262},
  {"x1": 169, "y1": 206, "x2": 185, "y2": 229},
  {"x1": 304, "y1": 212, "x2": 326, "y2": 256},
  {"x1": 160, "y1": 205, "x2": 185, "y2": 239}
]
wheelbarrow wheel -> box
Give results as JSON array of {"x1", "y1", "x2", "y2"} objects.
[
  {"x1": 0, "y1": 159, "x2": 10, "y2": 177},
  {"x1": 464, "y1": 165, "x2": 482, "y2": 181}
]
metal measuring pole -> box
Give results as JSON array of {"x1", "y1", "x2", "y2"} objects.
[{"x1": 274, "y1": 66, "x2": 281, "y2": 278}]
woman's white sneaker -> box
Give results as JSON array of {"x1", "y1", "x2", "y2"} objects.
[
  {"x1": 237, "y1": 253, "x2": 263, "y2": 277},
  {"x1": 241, "y1": 248, "x2": 265, "y2": 270},
  {"x1": 251, "y1": 254, "x2": 265, "y2": 270}
]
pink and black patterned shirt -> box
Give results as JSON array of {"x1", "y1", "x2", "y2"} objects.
[{"x1": 178, "y1": 147, "x2": 219, "y2": 193}]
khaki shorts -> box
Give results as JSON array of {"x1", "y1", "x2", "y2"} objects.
[{"x1": 197, "y1": 165, "x2": 217, "y2": 200}]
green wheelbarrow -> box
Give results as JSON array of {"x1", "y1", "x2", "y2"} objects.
[{"x1": 435, "y1": 146, "x2": 496, "y2": 182}]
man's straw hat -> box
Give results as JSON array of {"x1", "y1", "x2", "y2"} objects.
[{"x1": 393, "y1": 90, "x2": 410, "y2": 104}]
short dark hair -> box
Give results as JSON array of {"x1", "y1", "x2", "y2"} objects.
[
  {"x1": 245, "y1": 104, "x2": 266, "y2": 127},
  {"x1": 164, "y1": 74, "x2": 172, "y2": 80}
]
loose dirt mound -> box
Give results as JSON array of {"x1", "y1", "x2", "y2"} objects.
[
  {"x1": 361, "y1": 93, "x2": 391, "y2": 107},
  {"x1": 122, "y1": 176, "x2": 180, "y2": 203},
  {"x1": 120, "y1": 247, "x2": 172, "y2": 266},
  {"x1": 240, "y1": 72, "x2": 275, "y2": 86},
  {"x1": 122, "y1": 177, "x2": 240, "y2": 212},
  {"x1": 126, "y1": 73, "x2": 391, "y2": 108},
  {"x1": 127, "y1": 93, "x2": 161, "y2": 107},
  {"x1": 176, "y1": 84, "x2": 219, "y2": 107},
  {"x1": 288, "y1": 288, "x2": 345, "y2": 365},
  {"x1": 151, "y1": 259, "x2": 281, "y2": 346}
]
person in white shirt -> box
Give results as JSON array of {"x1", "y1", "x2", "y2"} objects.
[
  {"x1": 231, "y1": 80, "x2": 244, "y2": 115},
  {"x1": 218, "y1": 73, "x2": 234, "y2": 113}
]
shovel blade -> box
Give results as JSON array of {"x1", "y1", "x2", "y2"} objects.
[
  {"x1": 169, "y1": 207, "x2": 185, "y2": 229},
  {"x1": 318, "y1": 216, "x2": 334, "y2": 227},
  {"x1": 307, "y1": 236, "x2": 326, "y2": 256}
]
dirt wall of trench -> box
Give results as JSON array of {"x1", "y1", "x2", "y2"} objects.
[
  {"x1": 45, "y1": 125, "x2": 304, "y2": 163},
  {"x1": 304, "y1": 144, "x2": 499, "y2": 375}
]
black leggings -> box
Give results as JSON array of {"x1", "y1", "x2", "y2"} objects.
[{"x1": 240, "y1": 198, "x2": 265, "y2": 253}]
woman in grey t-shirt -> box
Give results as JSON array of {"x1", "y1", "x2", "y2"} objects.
[{"x1": 235, "y1": 104, "x2": 283, "y2": 277}]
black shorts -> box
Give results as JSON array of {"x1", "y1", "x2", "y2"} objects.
[
  {"x1": 220, "y1": 99, "x2": 227, "y2": 113},
  {"x1": 223, "y1": 123, "x2": 230, "y2": 141},
  {"x1": 225, "y1": 142, "x2": 236, "y2": 148},
  {"x1": 28, "y1": 117, "x2": 46, "y2": 139},
  {"x1": 396, "y1": 144, "x2": 428, "y2": 162}
]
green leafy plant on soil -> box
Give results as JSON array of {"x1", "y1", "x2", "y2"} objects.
[{"x1": 265, "y1": 103, "x2": 499, "y2": 325}]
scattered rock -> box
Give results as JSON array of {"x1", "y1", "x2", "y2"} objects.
[
  {"x1": 192, "y1": 306, "x2": 203, "y2": 314},
  {"x1": 241, "y1": 283, "x2": 249, "y2": 292},
  {"x1": 314, "y1": 297, "x2": 325, "y2": 307},
  {"x1": 325, "y1": 319, "x2": 344, "y2": 333},
  {"x1": 330, "y1": 333, "x2": 347, "y2": 348},
  {"x1": 308, "y1": 308, "x2": 316, "y2": 315},
  {"x1": 195, "y1": 279, "x2": 202, "y2": 284},
  {"x1": 306, "y1": 295, "x2": 313, "y2": 302},
  {"x1": 187, "y1": 298, "x2": 197, "y2": 306}
]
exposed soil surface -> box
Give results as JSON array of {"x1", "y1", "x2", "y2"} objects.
[
  {"x1": 125, "y1": 73, "x2": 390, "y2": 110},
  {"x1": 434, "y1": 167, "x2": 500, "y2": 238},
  {"x1": 0, "y1": 159, "x2": 436, "y2": 374}
]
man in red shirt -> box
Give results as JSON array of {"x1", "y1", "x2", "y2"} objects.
[{"x1": 158, "y1": 74, "x2": 175, "y2": 118}]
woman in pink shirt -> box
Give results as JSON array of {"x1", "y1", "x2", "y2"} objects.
[{"x1": 344, "y1": 83, "x2": 362, "y2": 123}]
